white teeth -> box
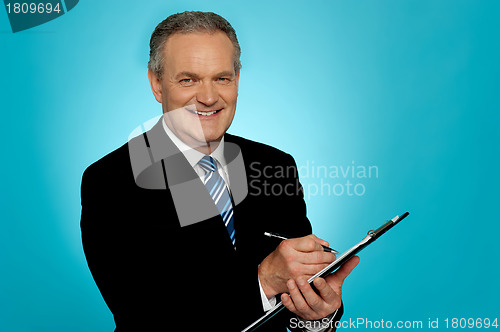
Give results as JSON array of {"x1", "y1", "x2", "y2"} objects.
[{"x1": 196, "y1": 110, "x2": 217, "y2": 116}]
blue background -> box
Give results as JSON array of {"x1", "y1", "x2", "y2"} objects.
[{"x1": 1, "y1": 0, "x2": 499, "y2": 330}]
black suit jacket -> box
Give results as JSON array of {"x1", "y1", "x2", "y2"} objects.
[{"x1": 81, "y1": 121, "x2": 341, "y2": 331}]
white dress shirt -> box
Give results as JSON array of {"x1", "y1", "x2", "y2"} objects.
[
  {"x1": 162, "y1": 119, "x2": 229, "y2": 184},
  {"x1": 162, "y1": 119, "x2": 338, "y2": 331}
]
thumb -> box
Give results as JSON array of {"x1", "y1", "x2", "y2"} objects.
[
  {"x1": 308, "y1": 234, "x2": 330, "y2": 248},
  {"x1": 329, "y1": 256, "x2": 360, "y2": 290}
]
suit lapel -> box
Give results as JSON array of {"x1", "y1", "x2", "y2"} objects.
[{"x1": 224, "y1": 140, "x2": 248, "y2": 206}]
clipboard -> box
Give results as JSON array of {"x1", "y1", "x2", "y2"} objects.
[{"x1": 241, "y1": 211, "x2": 410, "y2": 332}]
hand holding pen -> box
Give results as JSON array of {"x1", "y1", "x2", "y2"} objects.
[
  {"x1": 264, "y1": 232, "x2": 340, "y2": 254},
  {"x1": 258, "y1": 232, "x2": 356, "y2": 322}
]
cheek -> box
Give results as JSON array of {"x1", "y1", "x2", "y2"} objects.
[
  {"x1": 163, "y1": 86, "x2": 196, "y2": 110},
  {"x1": 220, "y1": 86, "x2": 239, "y2": 107}
]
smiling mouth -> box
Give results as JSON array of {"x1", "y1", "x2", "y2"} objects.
[{"x1": 187, "y1": 108, "x2": 222, "y2": 116}]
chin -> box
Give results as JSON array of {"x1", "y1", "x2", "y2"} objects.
[
  {"x1": 202, "y1": 133, "x2": 224, "y2": 144},
  {"x1": 200, "y1": 127, "x2": 226, "y2": 143},
  {"x1": 184, "y1": 132, "x2": 221, "y2": 147}
]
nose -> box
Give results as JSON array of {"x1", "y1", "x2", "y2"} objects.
[{"x1": 196, "y1": 82, "x2": 218, "y2": 107}]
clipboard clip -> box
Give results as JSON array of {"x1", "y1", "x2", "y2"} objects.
[{"x1": 367, "y1": 212, "x2": 409, "y2": 239}]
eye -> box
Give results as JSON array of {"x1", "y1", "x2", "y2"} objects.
[
  {"x1": 179, "y1": 78, "x2": 194, "y2": 86},
  {"x1": 217, "y1": 77, "x2": 231, "y2": 84}
]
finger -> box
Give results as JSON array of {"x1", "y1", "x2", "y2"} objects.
[
  {"x1": 292, "y1": 262, "x2": 332, "y2": 277},
  {"x1": 308, "y1": 234, "x2": 330, "y2": 248},
  {"x1": 286, "y1": 279, "x2": 314, "y2": 317},
  {"x1": 296, "y1": 277, "x2": 324, "y2": 311},
  {"x1": 295, "y1": 250, "x2": 335, "y2": 265},
  {"x1": 328, "y1": 256, "x2": 360, "y2": 290},
  {"x1": 335, "y1": 256, "x2": 360, "y2": 282},
  {"x1": 312, "y1": 277, "x2": 338, "y2": 305},
  {"x1": 289, "y1": 236, "x2": 324, "y2": 253},
  {"x1": 281, "y1": 293, "x2": 297, "y2": 313}
]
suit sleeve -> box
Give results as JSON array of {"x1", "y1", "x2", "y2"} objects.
[
  {"x1": 80, "y1": 165, "x2": 127, "y2": 322},
  {"x1": 80, "y1": 164, "x2": 162, "y2": 329}
]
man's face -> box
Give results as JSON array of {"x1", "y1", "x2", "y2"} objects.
[{"x1": 149, "y1": 31, "x2": 240, "y2": 149}]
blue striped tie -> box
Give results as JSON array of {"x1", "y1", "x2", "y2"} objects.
[{"x1": 198, "y1": 156, "x2": 236, "y2": 247}]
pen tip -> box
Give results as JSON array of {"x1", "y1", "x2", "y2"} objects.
[{"x1": 325, "y1": 247, "x2": 340, "y2": 254}]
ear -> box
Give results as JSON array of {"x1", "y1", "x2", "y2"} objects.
[{"x1": 148, "y1": 69, "x2": 163, "y2": 103}]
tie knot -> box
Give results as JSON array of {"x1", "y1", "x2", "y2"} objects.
[{"x1": 198, "y1": 155, "x2": 217, "y2": 172}]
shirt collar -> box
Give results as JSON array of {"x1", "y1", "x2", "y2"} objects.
[{"x1": 162, "y1": 118, "x2": 227, "y2": 168}]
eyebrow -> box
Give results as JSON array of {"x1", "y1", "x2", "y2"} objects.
[
  {"x1": 215, "y1": 71, "x2": 235, "y2": 78},
  {"x1": 175, "y1": 71, "x2": 200, "y2": 80},
  {"x1": 175, "y1": 71, "x2": 234, "y2": 80}
]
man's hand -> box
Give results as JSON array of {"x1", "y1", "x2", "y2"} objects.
[
  {"x1": 258, "y1": 235, "x2": 336, "y2": 298},
  {"x1": 281, "y1": 256, "x2": 359, "y2": 320},
  {"x1": 258, "y1": 234, "x2": 360, "y2": 321}
]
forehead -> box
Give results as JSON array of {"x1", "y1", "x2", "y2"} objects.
[{"x1": 163, "y1": 31, "x2": 235, "y2": 75}]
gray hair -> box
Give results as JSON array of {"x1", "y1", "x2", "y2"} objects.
[{"x1": 148, "y1": 11, "x2": 242, "y2": 79}]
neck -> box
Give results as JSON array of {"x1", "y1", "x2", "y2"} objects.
[{"x1": 162, "y1": 117, "x2": 222, "y2": 155}]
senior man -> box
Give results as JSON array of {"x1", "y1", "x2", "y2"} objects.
[{"x1": 81, "y1": 11, "x2": 359, "y2": 332}]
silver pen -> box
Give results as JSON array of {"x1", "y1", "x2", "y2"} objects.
[{"x1": 264, "y1": 232, "x2": 340, "y2": 254}]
